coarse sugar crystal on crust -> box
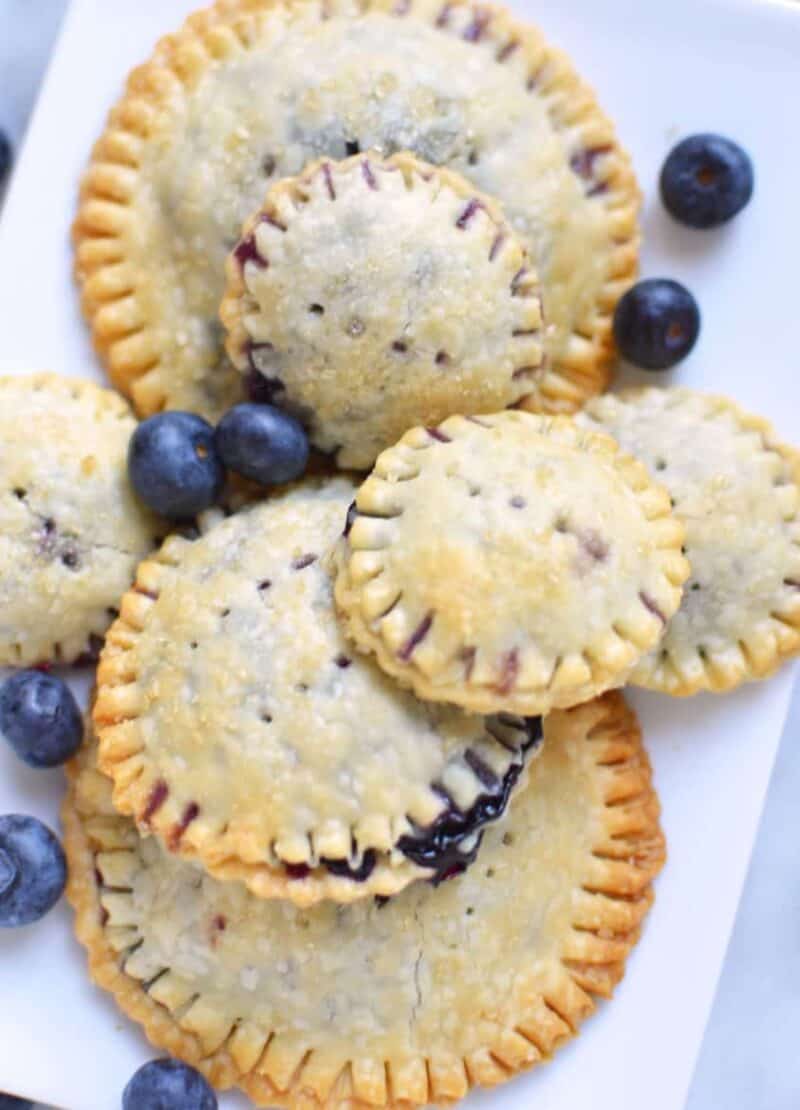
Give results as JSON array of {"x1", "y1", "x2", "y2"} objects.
[
  {"x1": 74, "y1": 0, "x2": 640, "y2": 422},
  {"x1": 66, "y1": 691, "x2": 664, "y2": 1108}
]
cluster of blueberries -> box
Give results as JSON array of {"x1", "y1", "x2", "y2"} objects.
[
  {"x1": 130, "y1": 402, "x2": 310, "y2": 521},
  {"x1": 0, "y1": 131, "x2": 753, "y2": 1110},
  {"x1": 0, "y1": 670, "x2": 219, "y2": 1107},
  {"x1": 614, "y1": 133, "x2": 753, "y2": 371}
]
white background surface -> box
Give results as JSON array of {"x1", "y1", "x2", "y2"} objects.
[{"x1": 1, "y1": 1, "x2": 799, "y2": 1107}]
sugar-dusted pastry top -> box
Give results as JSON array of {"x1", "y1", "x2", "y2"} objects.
[
  {"x1": 75, "y1": 0, "x2": 640, "y2": 421},
  {"x1": 0, "y1": 373, "x2": 163, "y2": 666},
  {"x1": 580, "y1": 387, "x2": 800, "y2": 695},
  {"x1": 94, "y1": 478, "x2": 539, "y2": 904},
  {"x1": 335, "y1": 411, "x2": 689, "y2": 714},
  {"x1": 221, "y1": 152, "x2": 544, "y2": 469},
  {"x1": 66, "y1": 692, "x2": 664, "y2": 1108}
]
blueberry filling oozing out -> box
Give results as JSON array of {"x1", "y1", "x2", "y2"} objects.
[
  {"x1": 244, "y1": 367, "x2": 286, "y2": 407},
  {"x1": 397, "y1": 716, "x2": 543, "y2": 884},
  {"x1": 279, "y1": 717, "x2": 543, "y2": 888},
  {"x1": 322, "y1": 850, "x2": 378, "y2": 882}
]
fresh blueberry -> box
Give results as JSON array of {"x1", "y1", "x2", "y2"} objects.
[
  {"x1": 660, "y1": 134, "x2": 754, "y2": 229},
  {"x1": 0, "y1": 131, "x2": 12, "y2": 191},
  {"x1": 0, "y1": 1094, "x2": 34, "y2": 1110},
  {"x1": 128, "y1": 412, "x2": 225, "y2": 519},
  {"x1": 0, "y1": 815, "x2": 66, "y2": 927},
  {"x1": 0, "y1": 670, "x2": 83, "y2": 768},
  {"x1": 122, "y1": 1059, "x2": 217, "y2": 1110},
  {"x1": 215, "y1": 403, "x2": 309, "y2": 486},
  {"x1": 613, "y1": 278, "x2": 700, "y2": 371}
]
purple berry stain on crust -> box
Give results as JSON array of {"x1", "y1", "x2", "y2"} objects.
[
  {"x1": 397, "y1": 716, "x2": 543, "y2": 883},
  {"x1": 292, "y1": 553, "x2": 317, "y2": 571},
  {"x1": 639, "y1": 591, "x2": 667, "y2": 624},
  {"x1": 141, "y1": 780, "x2": 169, "y2": 825},
  {"x1": 285, "y1": 862, "x2": 311, "y2": 880},
  {"x1": 36, "y1": 518, "x2": 56, "y2": 557},
  {"x1": 234, "y1": 232, "x2": 268, "y2": 271},
  {"x1": 496, "y1": 39, "x2": 519, "y2": 62},
  {"x1": 456, "y1": 198, "x2": 484, "y2": 229},
  {"x1": 322, "y1": 850, "x2": 377, "y2": 882},
  {"x1": 322, "y1": 163, "x2": 336, "y2": 200},
  {"x1": 463, "y1": 748, "x2": 499, "y2": 789},
  {"x1": 398, "y1": 611, "x2": 435, "y2": 661},
  {"x1": 463, "y1": 10, "x2": 490, "y2": 41},
  {"x1": 460, "y1": 645, "x2": 477, "y2": 678},
  {"x1": 244, "y1": 365, "x2": 285, "y2": 406},
  {"x1": 569, "y1": 145, "x2": 612, "y2": 195},
  {"x1": 426, "y1": 427, "x2": 451, "y2": 443},
  {"x1": 495, "y1": 647, "x2": 520, "y2": 695},
  {"x1": 168, "y1": 802, "x2": 199, "y2": 851},
  {"x1": 361, "y1": 159, "x2": 378, "y2": 190},
  {"x1": 344, "y1": 501, "x2": 358, "y2": 537},
  {"x1": 510, "y1": 267, "x2": 531, "y2": 295},
  {"x1": 74, "y1": 633, "x2": 106, "y2": 666},
  {"x1": 579, "y1": 530, "x2": 609, "y2": 564},
  {"x1": 488, "y1": 232, "x2": 505, "y2": 261}
]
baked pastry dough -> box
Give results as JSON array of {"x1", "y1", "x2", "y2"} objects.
[
  {"x1": 335, "y1": 411, "x2": 689, "y2": 714},
  {"x1": 580, "y1": 387, "x2": 800, "y2": 694},
  {"x1": 0, "y1": 373, "x2": 163, "y2": 666},
  {"x1": 221, "y1": 152, "x2": 544, "y2": 469},
  {"x1": 66, "y1": 692, "x2": 664, "y2": 1108},
  {"x1": 74, "y1": 0, "x2": 640, "y2": 421},
  {"x1": 94, "y1": 478, "x2": 539, "y2": 904}
]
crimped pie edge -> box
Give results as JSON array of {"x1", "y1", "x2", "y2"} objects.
[
  {"x1": 0, "y1": 371, "x2": 163, "y2": 666},
  {"x1": 65, "y1": 691, "x2": 665, "y2": 1109},
  {"x1": 335, "y1": 410, "x2": 690, "y2": 715},
  {"x1": 73, "y1": 0, "x2": 640, "y2": 419},
  {"x1": 91, "y1": 481, "x2": 539, "y2": 905},
  {"x1": 219, "y1": 149, "x2": 545, "y2": 467},
  {"x1": 580, "y1": 386, "x2": 800, "y2": 696}
]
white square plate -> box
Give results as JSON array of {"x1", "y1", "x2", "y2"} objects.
[{"x1": 0, "y1": 1, "x2": 798, "y2": 1107}]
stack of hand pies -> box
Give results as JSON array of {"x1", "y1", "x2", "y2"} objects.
[{"x1": 2, "y1": 1, "x2": 797, "y2": 1107}]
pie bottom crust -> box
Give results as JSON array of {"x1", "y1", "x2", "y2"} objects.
[{"x1": 65, "y1": 692, "x2": 664, "y2": 1108}]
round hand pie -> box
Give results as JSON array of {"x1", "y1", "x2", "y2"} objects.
[
  {"x1": 580, "y1": 387, "x2": 800, "y2": 694},
  {"x1": 75, "y1": 0, "x2": 640, "y2": 421},
  {"x1": 93, "y1": 478, "x2": 541, "y2": 905},
  {"x1": 67, "y1": 692, "x2": 663, "y2": 1108},
  {"x1": 335, "y1": 411, "x2": 689, "y2": 714},
  {"x1": 221, "y1": 152, "x2": 544, "y2": 469}
]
